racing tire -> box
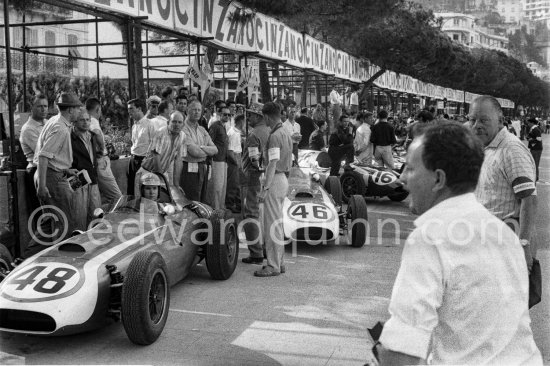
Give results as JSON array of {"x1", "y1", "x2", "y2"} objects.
[
  {"x1": 122, "y1": 251, "x2": 170, "y2": 345},
  {"x1": 388, "y1": 191, "x2": 409, "y2": 202},
  {"x1": 206, "y1": 209, "x2": 239, "y2": 280},
  {"x1": 0, "y1": 244, "x2": 13, "y2": 282},
  {"x1": 347, "y1": 195, "x2": 368, "y2": 248},
  {"x1": 340, "y1": 171, "x2": 365, "y2": 203},
  {"x1": 324, "y1": 176, "x2": 342, "y2": 208}
]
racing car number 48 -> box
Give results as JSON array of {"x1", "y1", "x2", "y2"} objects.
[{"x1": 2, "y1": 263, "x2": 81, "y2": 301}]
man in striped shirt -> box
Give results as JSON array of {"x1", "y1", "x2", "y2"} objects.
[{"x1": 470, "y1": 95, "x2": 537, "y2": 272}]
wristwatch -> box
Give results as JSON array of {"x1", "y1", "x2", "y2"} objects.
[{"x1": 520, "y1": 239, "x2": 530, "y2": 247}]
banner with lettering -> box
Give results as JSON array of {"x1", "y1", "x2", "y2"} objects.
[{"x1": 70, "y1": 0, "x2": 514, "y2": 107}]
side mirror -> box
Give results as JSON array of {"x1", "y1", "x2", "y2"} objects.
[{"x1": 93, "y1": 208, "x2": 105, "y2": 219}]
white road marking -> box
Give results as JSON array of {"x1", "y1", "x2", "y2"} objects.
[
  {"x1": 368, "y1": 209, "x2": 412, "y2": 217},
  {"x1": 169, "y1": 308, "x2": 232, "y2": 317}
]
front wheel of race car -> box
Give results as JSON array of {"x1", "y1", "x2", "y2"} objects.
[
  {"x1": 340, "y1": 171, "x2": 366, "y2": 203},
  {"x1": 347, "y1": 195, "x2": 369, "y2": 248},
  {"x1": 324, "y1": 176, "x2": 342, "y2": 207},
  {"x1": 122, "y1": 251, "x2": 170, "y2": 345},
  {"x1": 0, "y1": 244, "x2": 13, "y2": 282},
  {"x1": 206, "y1": 209, "x2": 239, "y2": 280}
]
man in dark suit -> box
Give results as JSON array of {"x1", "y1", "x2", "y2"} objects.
[{"x1": 71, "y1": 108, "x2": 101, "y2": 230}]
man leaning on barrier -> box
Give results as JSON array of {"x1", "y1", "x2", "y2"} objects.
[{"x1": 375, "y1": 122, "x2": 542, "y2": 365}]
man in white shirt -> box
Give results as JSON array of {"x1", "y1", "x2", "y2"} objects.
[
  {"x1": 225, "y1": 114, "x2": 244, "y2": 213},
  {"x1": 20, "y1": 94, "x2": 48, "y2": 212},
  {"x1": 377, "y1": 122, "x2": 542, "y2": 365},
  {"x1": 127, "y1": 98, "x2": 155, "y2": 195},
  {"x1": 283, "y1": 105, "x2": 301, "y2": 161},
  {"x1": 85, "y1": 97, "x2": 122, "y2": 204},
  {"x1": 150, "y1": 100, "x2": 173, "y2": 131},
  {"x1": 329, "y1": 87, "x2": 342, "y2": 132},
  {"x1": 354, "y1": 111, "x2": 374, "y2": 165}
]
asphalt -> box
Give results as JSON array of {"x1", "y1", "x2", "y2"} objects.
[{"x1": 0, "y1": 134, "x2": 548, "y2": 365}]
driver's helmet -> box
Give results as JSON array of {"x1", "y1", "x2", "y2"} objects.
[{"x1": 141, "y1": 172, "x2": 163, "y2": 187}]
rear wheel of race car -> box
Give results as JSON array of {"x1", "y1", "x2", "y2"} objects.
[
  {"x1": 347, "y1": 195, "x2": 369, "y2": 248},
  {"x1": 324, "y1": 176, "x2": 342, "y2": 207},
  {"x1": 388, "y1": 191, "x2": 409, "y2": 202},
  {"x1": 340, "y1": 171, "x2": 365, "y2": 203},
  {"x1": 0, "y1": 244, "x2": 13, "y2": 282},
  {"x1": 206, "y1": 209, "x2": 239, "y2": 280},
  {"x1": 122, "y1": 251, "x2": 169, "y2": 345}
]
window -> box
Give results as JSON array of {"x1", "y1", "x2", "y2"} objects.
[
  {"x1": 67, "y1": 34, "x2": 79, "y2": 69},
  {"x1": 45, "y1": 30, "x2": 56, "y2": 71},
  {"x1": 25, "y1": 28, "x2": 38, "y2": 46},
  {"x1": 454, "y1": 18, "x2": 460, "y2": 25},
  {"x1": 12, "y1": 27, "x2": 22, "y2": 47},
  {"x1": 453, "y1": 34, "x2": 459, "y2": 40}
]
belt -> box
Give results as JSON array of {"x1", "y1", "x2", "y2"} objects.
[
  {"x1": 182, "y1": 161, "x2": 206, "y2": 164},
  {"x1": 276, "y1": 171, "x2": 289, "y2": 178}
]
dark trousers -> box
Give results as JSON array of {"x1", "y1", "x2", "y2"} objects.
[
  {"x1": 180, "y1": 161, "x2": 207, "y2": 201},
  {"x1": 328, "y1": 145, "x2": 354, "y2": 176},
  {"x1": 531, "y1": 149, "x2": 542, "y2": 181},
  {"x1": 25, "y1": 166, "x2": 40, "y2": 213},
  {"x1": 225, "y1": 157, "x2": 242, "y2": 210},
  {"x1": 127, "y1": 155, "x2": 144, "y2": 195}
]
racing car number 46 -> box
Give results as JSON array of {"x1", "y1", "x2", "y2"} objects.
[{"x1": 288, "y1": 203, "x2": 334, "y2": 222}]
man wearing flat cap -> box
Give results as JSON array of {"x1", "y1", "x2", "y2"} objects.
[{"x1": 34, "y1": 92, "x2": 81, "y2": 242}]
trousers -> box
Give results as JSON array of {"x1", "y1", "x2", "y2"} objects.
[
  {"x1": 97, "y1": 155, "x2": 122, "y2": 204},
  {"x1": 206, "y1": 161, "x2": 227, "y2": 209},
  {"x1": 374, "y1": 145, "x2": 394, "y2": 170},
  {"x1": 180, "y1": 161, "x2": 207, "y2": 201},
  {"x1": 127, "y1": 155, "x2": 143, "y2": 195},
  {"x1": 531, "y1": 149, "x2": 542, "y2": 181},
  {"x1": 72, "y1": 183, "x2": 101, "y2": 230},
  {"x1": 263, "y1": 173, "x2": 288, "y2": 272},
  {"x1": 244, "y1": 183, "x2": 263, "y2": 258}
]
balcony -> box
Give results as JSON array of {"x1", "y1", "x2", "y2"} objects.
[{"x1": 0, "y1": 51, "x2": 74, "y2": 75}]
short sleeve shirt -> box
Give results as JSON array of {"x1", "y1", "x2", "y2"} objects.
[
  {"x1": 33, "y1": 114, "x2": 73, "y2": 171},
  {"x1": 380, "y1": 193, "x2": 542, "y2": 364},
  {"x1": 20, "y1": 117, "x2": 44, "y2": 163},
  {"x1": 147, "y1": 126, "x2": 185, "y2": 173},
  {"x1": 150, "y1": 115, "x2": 169, "y2": 132},
  {"x1": 242, "y1": 123, "x2": 270, "y2": 175},
  {"x1": 227, "y1": 126, "x2": 242, "y2": 153},
  {"x1": 475, "y1": 128, "x2": 536, "y2": 220},
  {"x1": 265, "y1": 122, "x2": 293, "y2": 173},
  {"x1": 89, "y1": 117, "x2": 107, "y2": 155},
  {"x1": 182, "y1": 121, "x2": 214, "y2": 163},
  {"x1": 131, "y1": 116, "x2": 155, "y2": 156}
]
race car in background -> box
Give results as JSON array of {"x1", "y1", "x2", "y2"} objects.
[
  {"x1": 0, "y1": 175, "x2": 238, "y2": 345},
  {"x1": 340, "y1": 147, "x2": 409, "y2": 203},
  {"x1": 283, "y1": 150, "x2": 369, "y2": 247}
]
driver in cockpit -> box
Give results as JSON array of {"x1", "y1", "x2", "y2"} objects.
[{"x1": 125, "y1": 172, "x2": 164, "y2": 210}]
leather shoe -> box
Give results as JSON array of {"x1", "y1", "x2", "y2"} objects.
[
  {"x1": 280, "y1": 265, "x2": 286, "y2": 273},
  {"x1": 242, "y1": 256, "x2": 263, "y2": 264},
  {"x1": 254, "y1": 266, "x2": 280, "y2": 277}
]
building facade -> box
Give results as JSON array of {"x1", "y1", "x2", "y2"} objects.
[{"x1": 437, "y1": 12, "x2": 510, "y2": 53}]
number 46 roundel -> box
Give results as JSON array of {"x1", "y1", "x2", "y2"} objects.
[{"x1": 2, "y1": 263, "x2": 82, "y2": 302}]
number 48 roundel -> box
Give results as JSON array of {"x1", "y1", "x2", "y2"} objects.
[{"x1": 2, "y1": 263, "x2": 82, "y2": 302}]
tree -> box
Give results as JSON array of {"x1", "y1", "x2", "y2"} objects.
[
  {"x1": 509, "y1": 26, "x2": 547, "y2": 67},
  {"x1": 238, "y1": 0, "x2": 549, "y2": 112}
]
